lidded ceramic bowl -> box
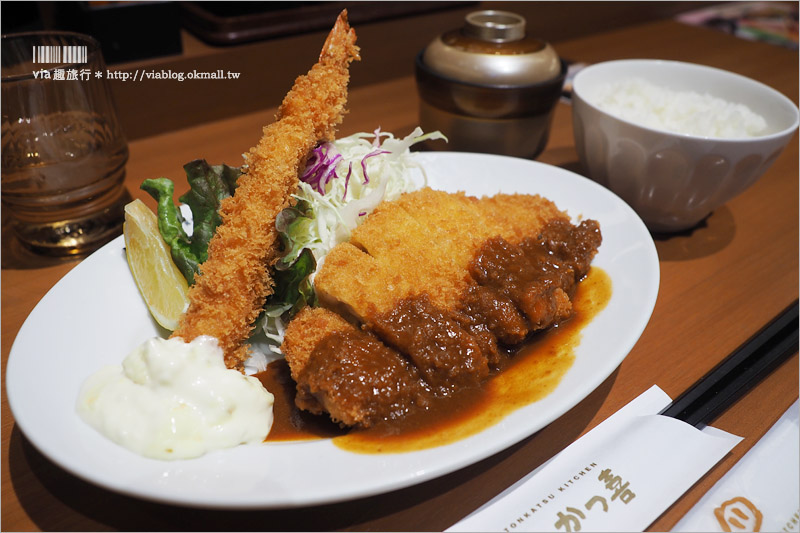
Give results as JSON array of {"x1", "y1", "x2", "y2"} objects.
[{"x1": 415, "y1": 10, "x2": 567, "y2": 159}]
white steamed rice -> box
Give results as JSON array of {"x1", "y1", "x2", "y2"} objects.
[{"x1": 590, "y1": 77, "x2": 768, "y2": 138}]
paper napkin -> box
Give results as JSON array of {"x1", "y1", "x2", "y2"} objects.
[
  {"x1": 672, "y1": 399, "x2": 799, "y2": 533},
  {"x1": 447, "y1": 385, "x2": 743, "y2": 532}
]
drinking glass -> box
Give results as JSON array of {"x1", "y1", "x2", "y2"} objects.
[{"x1": 2, "y1": 31, "x2": 130, "y2": 256}]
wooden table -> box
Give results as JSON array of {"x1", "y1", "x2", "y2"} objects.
[{"x1": 2, "y1": 18, "x2": 797, "y2": 532}]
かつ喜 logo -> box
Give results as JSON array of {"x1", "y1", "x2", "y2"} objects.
[{"x1": 714, "y1": 497, "x2": 763, "y2": 532}]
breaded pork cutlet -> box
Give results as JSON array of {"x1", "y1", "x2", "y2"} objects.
[
  {"x1": 310, "y1": 188, "x2": 586, "y2": 397},
  {"x1": 172, "y1": 11, "x2": 360, "y2": 369},
  {"x1": 280, "y1": 306, "x2": 354, "y2": 397},
  {"x1": 314, "y1": 241, "x2": 414, "y2": 321},
  {"x1": 314, "y1": 191, "x2": 505, "y2": 392},
  {"x1": 314, "y1": 241, "x2": 490, "y2": 392},
  {"x1": 472, "y1": 193, "x2": 570, "y2": 244},
  {"x1": 283, "y1": 188, "x2": 603, "y2": 428},
  {"x1": 395, "y1": 189, "x2": 578, "y2": 333},
  {"x1": 393, "y1": 189, "x2": 500, "y2": 271},
  {"x1": 386, "y1": 189, "x2": 530, "y2": 346},
  {"x1": 348, "y1": 199, "x2": 473, "y2": 309},
  {"x1": 283, "y1": 307, "x2": 430, "y2": 427}
]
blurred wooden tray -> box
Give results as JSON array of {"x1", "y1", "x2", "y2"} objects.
[{"x1": 180, "y1": 1, "x2": 474, "y2": 46}]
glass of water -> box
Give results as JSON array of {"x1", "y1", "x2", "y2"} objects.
[{"x1": 1, "y1": 31, "x2": 130, "y2": 256}]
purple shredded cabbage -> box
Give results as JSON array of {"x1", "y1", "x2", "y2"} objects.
[
  {"x1": 360, "y1": 149, "x2": 390, "y2": 185},
  {"x1": 301, "y1": 143, "x2": 341, "y2": 194},
  {"x1": 300, "y1": 138, "x2": 390, "y2": 196},
  {"x1": 342, "y1": 162, "x2": 353, "y2": 201}
]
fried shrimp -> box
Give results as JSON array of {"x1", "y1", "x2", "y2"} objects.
[{"x1": 171, "y1": 11, "x2": 360, "y2": 369}]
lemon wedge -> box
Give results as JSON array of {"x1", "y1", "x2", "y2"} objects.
[{"x1": 123, "y1": 199, "x2": 189, "y2": 331}]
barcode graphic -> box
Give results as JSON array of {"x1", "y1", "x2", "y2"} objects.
[{"x1": 32, "y1": 45, "x2": 88, "y2": 64}]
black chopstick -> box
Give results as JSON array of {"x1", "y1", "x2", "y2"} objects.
[{"x1": 659, "y1": 299, "x2": 799, "y2": 428}]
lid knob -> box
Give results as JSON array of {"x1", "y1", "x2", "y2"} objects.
[{"x1": 463, "y1": 10, "x2": 526, "y2": 43}]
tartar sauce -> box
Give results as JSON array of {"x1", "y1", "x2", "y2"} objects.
[{"x1": 76, "y1": 336, "x2": 274, "y2": 460}]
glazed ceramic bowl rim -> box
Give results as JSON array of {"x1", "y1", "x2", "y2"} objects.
[{"x1": 572, "y1": 59, "x2": 800, "y2": 144}]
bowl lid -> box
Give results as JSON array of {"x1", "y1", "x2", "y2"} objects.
[{"x1": 422, "y1": 10, "x2": 561, "y2": 86}]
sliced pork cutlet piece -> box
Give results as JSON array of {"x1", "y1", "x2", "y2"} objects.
[
  {"x1": 393, "y1": 189, "x2": 530, "y2": 349},
  {"x1": 393, "y1": 188, "x2": 500, "y2": 270},
  {"x1": 357, "y1": 197, "x2": 498, "y2": 386},
  {"x1": 472, "y1": 193, "x2": 570, "y2": 244},
  {"x1": 368, "y1": 294, "x2": 489, "y2": 392},
  {"x1": 469, "y1": 217, "x2": 602, "y2": 332},
  {"x1": 281, "y1": 305, "x2": 354, "y2": 414},
  {"x1": 350, "y1": 197, "x2": 503, "y2": 366},
  {"x1": 348, "y1": 199, "x2": 471, "y2": 309},
  {"x1": 282, "y1": 306, "x2": 353, "y2": 378},
  {"x1": 457, "y1": 192, "x2": 596, "y2": 331},
  {"x1": 469, "y1": 235, "x2": 573, "y2": 331},
  {"x1": 457, "y1": 283, "x2": 530, "y2": 347},
  {"x1": 470, "y1": 193, "x2": 602, "y2": 293},
  {"x1": 283, "y1": 306, "x2": 430, "y2": 428},
  {"x1": 313, "y1": 241, "x2": 414, "y2": 322},
  {"x1": 314, "y1": 239, "x2": 489, "y2": 393},
  {"x1": 535, "y1": 217, "x2": 602, "y2": 280}
]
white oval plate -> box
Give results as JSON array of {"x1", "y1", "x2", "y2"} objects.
[{"x1": 5, "y1": 152, "x2": 659, "y2": 509}]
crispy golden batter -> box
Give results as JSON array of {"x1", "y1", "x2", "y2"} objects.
[
  {"x1": 474, "y1": 193, "x2": 570, "y2": 244},
  {"x1": 172, "y1": 11, "x2": 360, "y2": 368},
  {"x1": 314, "y1": 241, "x2": 414, "y2": 321},
  {"x1": 394, "y1": 189, "x2": 500, "y2": 270},
  {"x1": 348, "y1": 199, "x2": 471, "y2": 309},
  {"x1": 282, "y1": 306, "x2": 355, "y2": 383}
]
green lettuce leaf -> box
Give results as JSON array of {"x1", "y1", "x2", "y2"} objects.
[
  {"x1": 140, "y1": 160, "x2": 241, "y2": 285},
  {"x1": 269, "y1": 247, "x2": 317, "y2": 319},
  {"x1": 275, "y1": 199, "x2": 315, "y2": 264},
  {"x1": 263, "y1": 200, "x2": 318, "y2": 321},
  {"x1": 142, "y1": 159, "x2": 318, "y2": 332}
]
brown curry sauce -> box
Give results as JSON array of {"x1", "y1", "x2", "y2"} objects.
[{"x1": 257, "y1": 266, "x2": 611, "y2": 453}]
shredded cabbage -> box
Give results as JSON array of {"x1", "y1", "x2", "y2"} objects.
[
  {"x1": 294, "y1": 127, "x2": 445, "y2": 265},
  {"x1": 255, "y1": 127, "x2": 446, "y2": 360}
]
